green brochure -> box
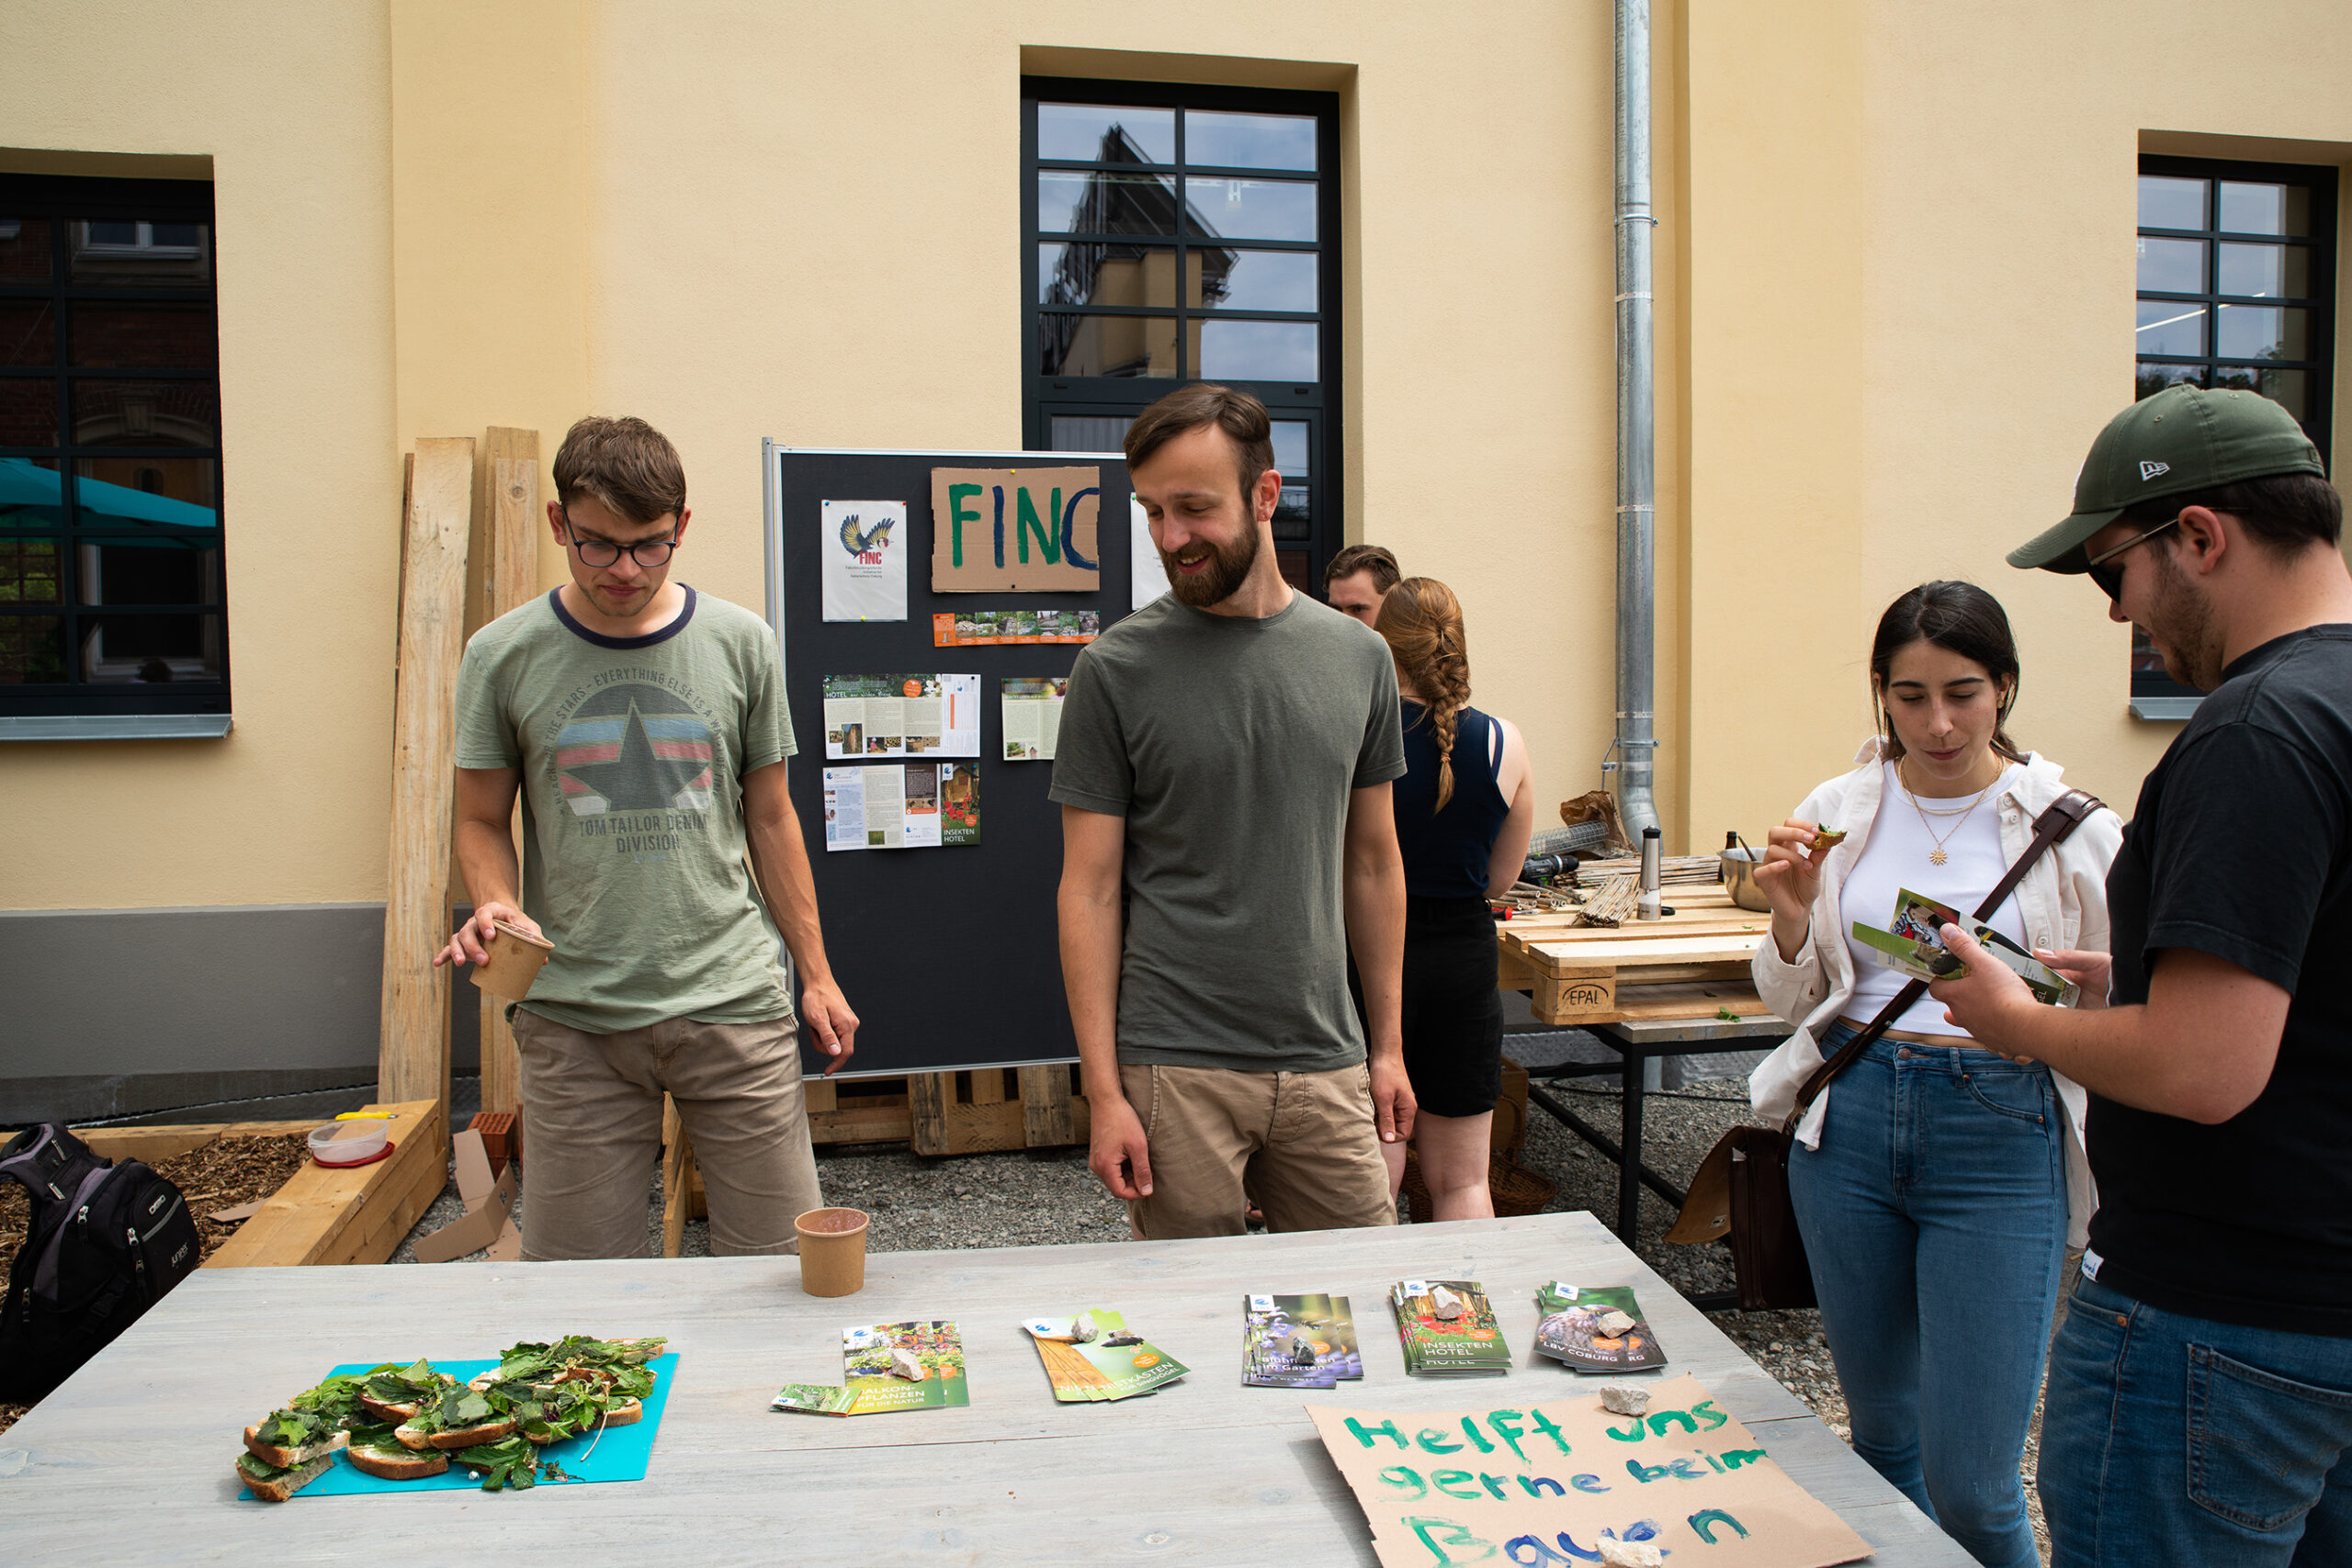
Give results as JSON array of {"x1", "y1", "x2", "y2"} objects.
[{"x1": 1021, "y1": 1309, "x2": 1190, "y2": 1403}]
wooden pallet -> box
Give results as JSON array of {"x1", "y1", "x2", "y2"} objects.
[{"x1": 1500, "y1": 886, "x2": 1778, "y2": 1025}]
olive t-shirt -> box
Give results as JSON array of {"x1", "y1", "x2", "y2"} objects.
[
  {"x1": 1048, "y1": 592, "x2": 1407, "y2": 1073},
  {"x1": 453, "y1": 587, "x2": 798, "y2": 1034},
  {"x1": 2088, "y1": 625, "x2": 2352, "y2": 1337}
]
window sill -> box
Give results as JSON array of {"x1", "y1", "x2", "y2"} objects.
[
  {"x1": 0, "y1": 714, "x2": 232, "y2": 742},
  {"x1": 2128, "y1": 696, "x2": 2200, "y2": 721}
]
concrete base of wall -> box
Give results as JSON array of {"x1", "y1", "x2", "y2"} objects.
[{"x1": 0, "y1": 902, "x2": 481, "y2": 1125}]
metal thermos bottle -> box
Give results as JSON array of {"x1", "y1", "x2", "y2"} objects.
[{"x1": 1637, "y1": 827, "x2": 1662, "y2": 920}]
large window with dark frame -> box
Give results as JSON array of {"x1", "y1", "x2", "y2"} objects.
[
  {"x1": 1023, "y1": 80, "x2": 1339, "y2": 591},
  {"x1": 2132, "y1": 154, "x2": 2335, "y2": 714},
  {"x1": 0, "y1": 174, "x2": 227, "y2": 720}
]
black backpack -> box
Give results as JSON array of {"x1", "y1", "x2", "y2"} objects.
[{"x1": 0, "y1": 1122, "x2": 202, "y2": 1403}]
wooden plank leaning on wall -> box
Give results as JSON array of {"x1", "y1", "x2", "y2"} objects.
[
  {"x1": 378, "y1": 437, "x2": 473, "y2": 1113},
  {"x1": 474, "y1": 427, "x2": 541, "y2": 1117}
]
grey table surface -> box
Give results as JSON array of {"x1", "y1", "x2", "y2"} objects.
[{"x1": 0, "y1": 1211, "x2": 1967, "y2": 1566}]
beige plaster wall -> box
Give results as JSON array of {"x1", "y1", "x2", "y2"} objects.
[
  {"x1": 0, "y1": 2, "x2": 399, "y2": 909},
  {"x1": 1683, "y1": 0, "x2": 2352, "y2": 840},
  {"x1": 17, "y1": 0, "x2": 2352, "y2": 918}
]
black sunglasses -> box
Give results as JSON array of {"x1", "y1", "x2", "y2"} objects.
[{"x1": 2084, "y1": 514, "x2": 2182, "y2": 602}]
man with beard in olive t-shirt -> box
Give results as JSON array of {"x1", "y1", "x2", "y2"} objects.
[
  {"x1": 1053, "y1": 383, "x2": 1413, "y2": 1239},
  {"x1": 1935, "y1": 384, "x2": 2352, "y2": 1567}
]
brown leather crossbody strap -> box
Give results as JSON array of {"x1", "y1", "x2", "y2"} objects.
[{"x1": 1779, "y1": 785, "x2": 2103, "y2": 1140}]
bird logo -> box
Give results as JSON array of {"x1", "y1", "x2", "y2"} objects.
[{"x1": 837, "y1": 512, "x2": 894, "y2": 558}]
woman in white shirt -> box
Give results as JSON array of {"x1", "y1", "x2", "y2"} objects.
[{"x1": 1749, "y1": 581, "x2": 2120, "y2": 1568}]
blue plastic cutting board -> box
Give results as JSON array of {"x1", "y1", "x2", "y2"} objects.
[{"x1": 239, "y1": 1353, "x2": 677, "y2": 1499}]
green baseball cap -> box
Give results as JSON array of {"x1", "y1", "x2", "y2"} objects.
[{"x1": 2008, "y1": 383, "x2": 2325, "y2": 572}]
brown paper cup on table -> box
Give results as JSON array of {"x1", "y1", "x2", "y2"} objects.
[
  {"x1": 795, "y1": 1207, "x2": 870, "y2": 1296},
  {"x1": 469, "y1": 919, "x2": 553, "y2": 1000}
]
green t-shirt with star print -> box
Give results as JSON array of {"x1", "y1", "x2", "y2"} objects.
[{"x1": 453, "y1": 586, "x2": 798, "y2": 1033}]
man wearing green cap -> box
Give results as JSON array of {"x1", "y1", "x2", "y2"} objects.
[{"x1": 1932, "y1": 381, "x2": 2352, "y2": 1565}]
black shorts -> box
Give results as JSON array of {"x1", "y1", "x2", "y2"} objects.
[{"x1": 1350, "y1": 895, "x2": 1505, "y2": 1119}]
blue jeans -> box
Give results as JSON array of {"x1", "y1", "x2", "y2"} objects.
[
  {"x1": 2040, "y1": 1273, "x2": 2352, "y2": 1566},
  {"x1": 1787, "y1": 1026, "x2": 2067, "y2": 1568}
]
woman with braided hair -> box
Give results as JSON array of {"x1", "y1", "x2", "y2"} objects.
[{"x1": 1351, "y1": 577, "x2": 1535, "y2": 1219}]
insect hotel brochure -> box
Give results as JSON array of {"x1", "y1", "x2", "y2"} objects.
[
  {"x1": 821, "y1": 761, "x2": 979, "y2": 852},
  {"x1": 1308, "y1": 1379, "x2": 1871, "y2": 1568},
  {"x1": 820, "y1": 499, "x2": 907, "y2": 622}
]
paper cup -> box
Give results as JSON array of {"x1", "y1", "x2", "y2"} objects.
[
  {"x1": 469, "y1": 919, "x2": 553, "y2": 1000},
  {"x1": 795, "y1": 1207, "x2": 870, "y2": 1296}
]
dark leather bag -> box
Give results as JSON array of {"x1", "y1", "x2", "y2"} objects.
[{"x1": 1666, "y1": 787, "x2": 2102, "y2": 1311}]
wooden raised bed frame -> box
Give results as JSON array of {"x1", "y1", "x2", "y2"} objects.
[{"x1": 74, "y1": 1099, "x2": 446, "y2": 1269}]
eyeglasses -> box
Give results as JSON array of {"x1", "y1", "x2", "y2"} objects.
[
  {"x1": 560, "y1": 507, "x2": 681, "y2": 568},
  {"x1": 2084, "y1": 513, "x2": 2182, "y2": 602}
]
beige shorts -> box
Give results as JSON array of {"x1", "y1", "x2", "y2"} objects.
[
  {"x1": 509, "y1": 1009, "x2": 821, "y2": 1261},
  {"x1": 1117, "y1": 1060, "x2": 1397, "y2": 1239}
]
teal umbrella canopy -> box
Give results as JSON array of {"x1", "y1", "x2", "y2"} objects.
[{"x1": 0, "y1": 457, "x2": 217, "y2": 543}]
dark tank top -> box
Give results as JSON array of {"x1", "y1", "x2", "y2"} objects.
[{"x1": 1395, "y1": 700, "x2": 1510, "y2": 899}]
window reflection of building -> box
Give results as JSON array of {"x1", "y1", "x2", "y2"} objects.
[
  {"x1": 1040, "y1": 126, "x2": 1238, "y2": 378},
  {"x1": 0, "y1": 175, "x2": 225, "y2": 706}
]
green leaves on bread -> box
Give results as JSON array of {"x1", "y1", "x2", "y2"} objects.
[{"x1": 1807, "y1": 828, "x2": 1848, "y2": 852}]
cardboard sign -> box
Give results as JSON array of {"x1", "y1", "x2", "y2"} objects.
[
  {"x1": 1308, "y1": 1377, "x2": 1872, "y2": 1568},
  {"x1": 930, "y1": 466, "x2": 1102, "y2": 592}
]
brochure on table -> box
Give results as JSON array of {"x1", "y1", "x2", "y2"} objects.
[
  {"x1": 1022, "y1": 1309, "x2": 1189, "y2": 1403},
  {"x1": 773, "y1": 1321, "x2": 970, "y2": 1416},
  {"x1": 1532, "y1": 1282, "x2": 1668, "y2": 1374},
  {"x1": 821, "y1": 673, "x2": 980, "y2": 759},
  {"x1": 1308, "y1": 1378, "x2": 1872, "y2": 1568},
  {"x1": 1242, "y1": 1292, "x2": 1363, "y2": 1389},
  {"x1": 823, "y1": 761, "x2": 979, "y2": 851}
]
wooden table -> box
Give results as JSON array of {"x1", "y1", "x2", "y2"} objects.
[{"x1": 0, "y1": 1213, "x2": 1966, "y2": 1565}]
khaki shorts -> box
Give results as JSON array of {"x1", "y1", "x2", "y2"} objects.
[
  {"x1": 1117, "y1": 1061, "x2": 1397, "y2": 1239},
  {"x1": 510, "y1": 1009, "x2": 822, "y2": 1261}
]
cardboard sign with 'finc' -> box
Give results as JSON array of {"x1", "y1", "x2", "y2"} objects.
[
  {"x1": 1307, "y1": 1378, "x2": 1871, "y2": 1568},
  {"x1": 930, "y1": 467, "x2": 1102, "y2": 592}
]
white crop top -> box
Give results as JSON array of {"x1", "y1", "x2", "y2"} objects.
[{"x1": 1839, "y1": 762, "x2": 2029, "y2": 1036}]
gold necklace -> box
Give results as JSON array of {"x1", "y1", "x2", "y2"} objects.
[{"x1": 1896, "y1": 758, "x2": 1999, "y2": 865}]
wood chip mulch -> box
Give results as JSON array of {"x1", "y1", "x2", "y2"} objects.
[{"x1": 0, "y1": 1132, "x2": 311, "y2": 1435}]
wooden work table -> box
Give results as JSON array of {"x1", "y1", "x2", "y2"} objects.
[
  {"x1": 1497, "y1": 886, "x2": 1776, "y2": 1027},
  {"x1": 0, "y1": 1212, "x2": 1966, "y2": 1565}
]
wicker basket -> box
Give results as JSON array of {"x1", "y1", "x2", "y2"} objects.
[{"x1": 1401, "y1": 1147, "x2": 1559, "y2": 1224}]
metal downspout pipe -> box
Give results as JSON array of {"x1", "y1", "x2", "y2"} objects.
[{"x1": 1610, "y1": 0, "x2": 1662, "y2": 840}]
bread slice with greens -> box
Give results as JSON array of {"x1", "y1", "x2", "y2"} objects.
[
  {"x1": 394, "y1": 1381, "x2": 517, "y2": 1451},
  {"x1": 243, "y1": 1411, "x2": 349, "y2": 1469},
  {"x1": 356, "y1": 1359, "x2": 458, "y2": 1423},
  {"x1": 345, "y1": 1422, "x2": 452, "y2": 1481},
  {"x1": 236, "y1": 1449, "x2": 336, "y2": 1503}
]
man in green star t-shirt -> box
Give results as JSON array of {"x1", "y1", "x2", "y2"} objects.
[{"x1": 433, "y1": 415, "x2": 856, "y2": 1260}]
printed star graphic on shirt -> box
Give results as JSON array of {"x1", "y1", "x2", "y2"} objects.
[{"x1": 560, "y1": 701, "x2": 709, "y2": 810}]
